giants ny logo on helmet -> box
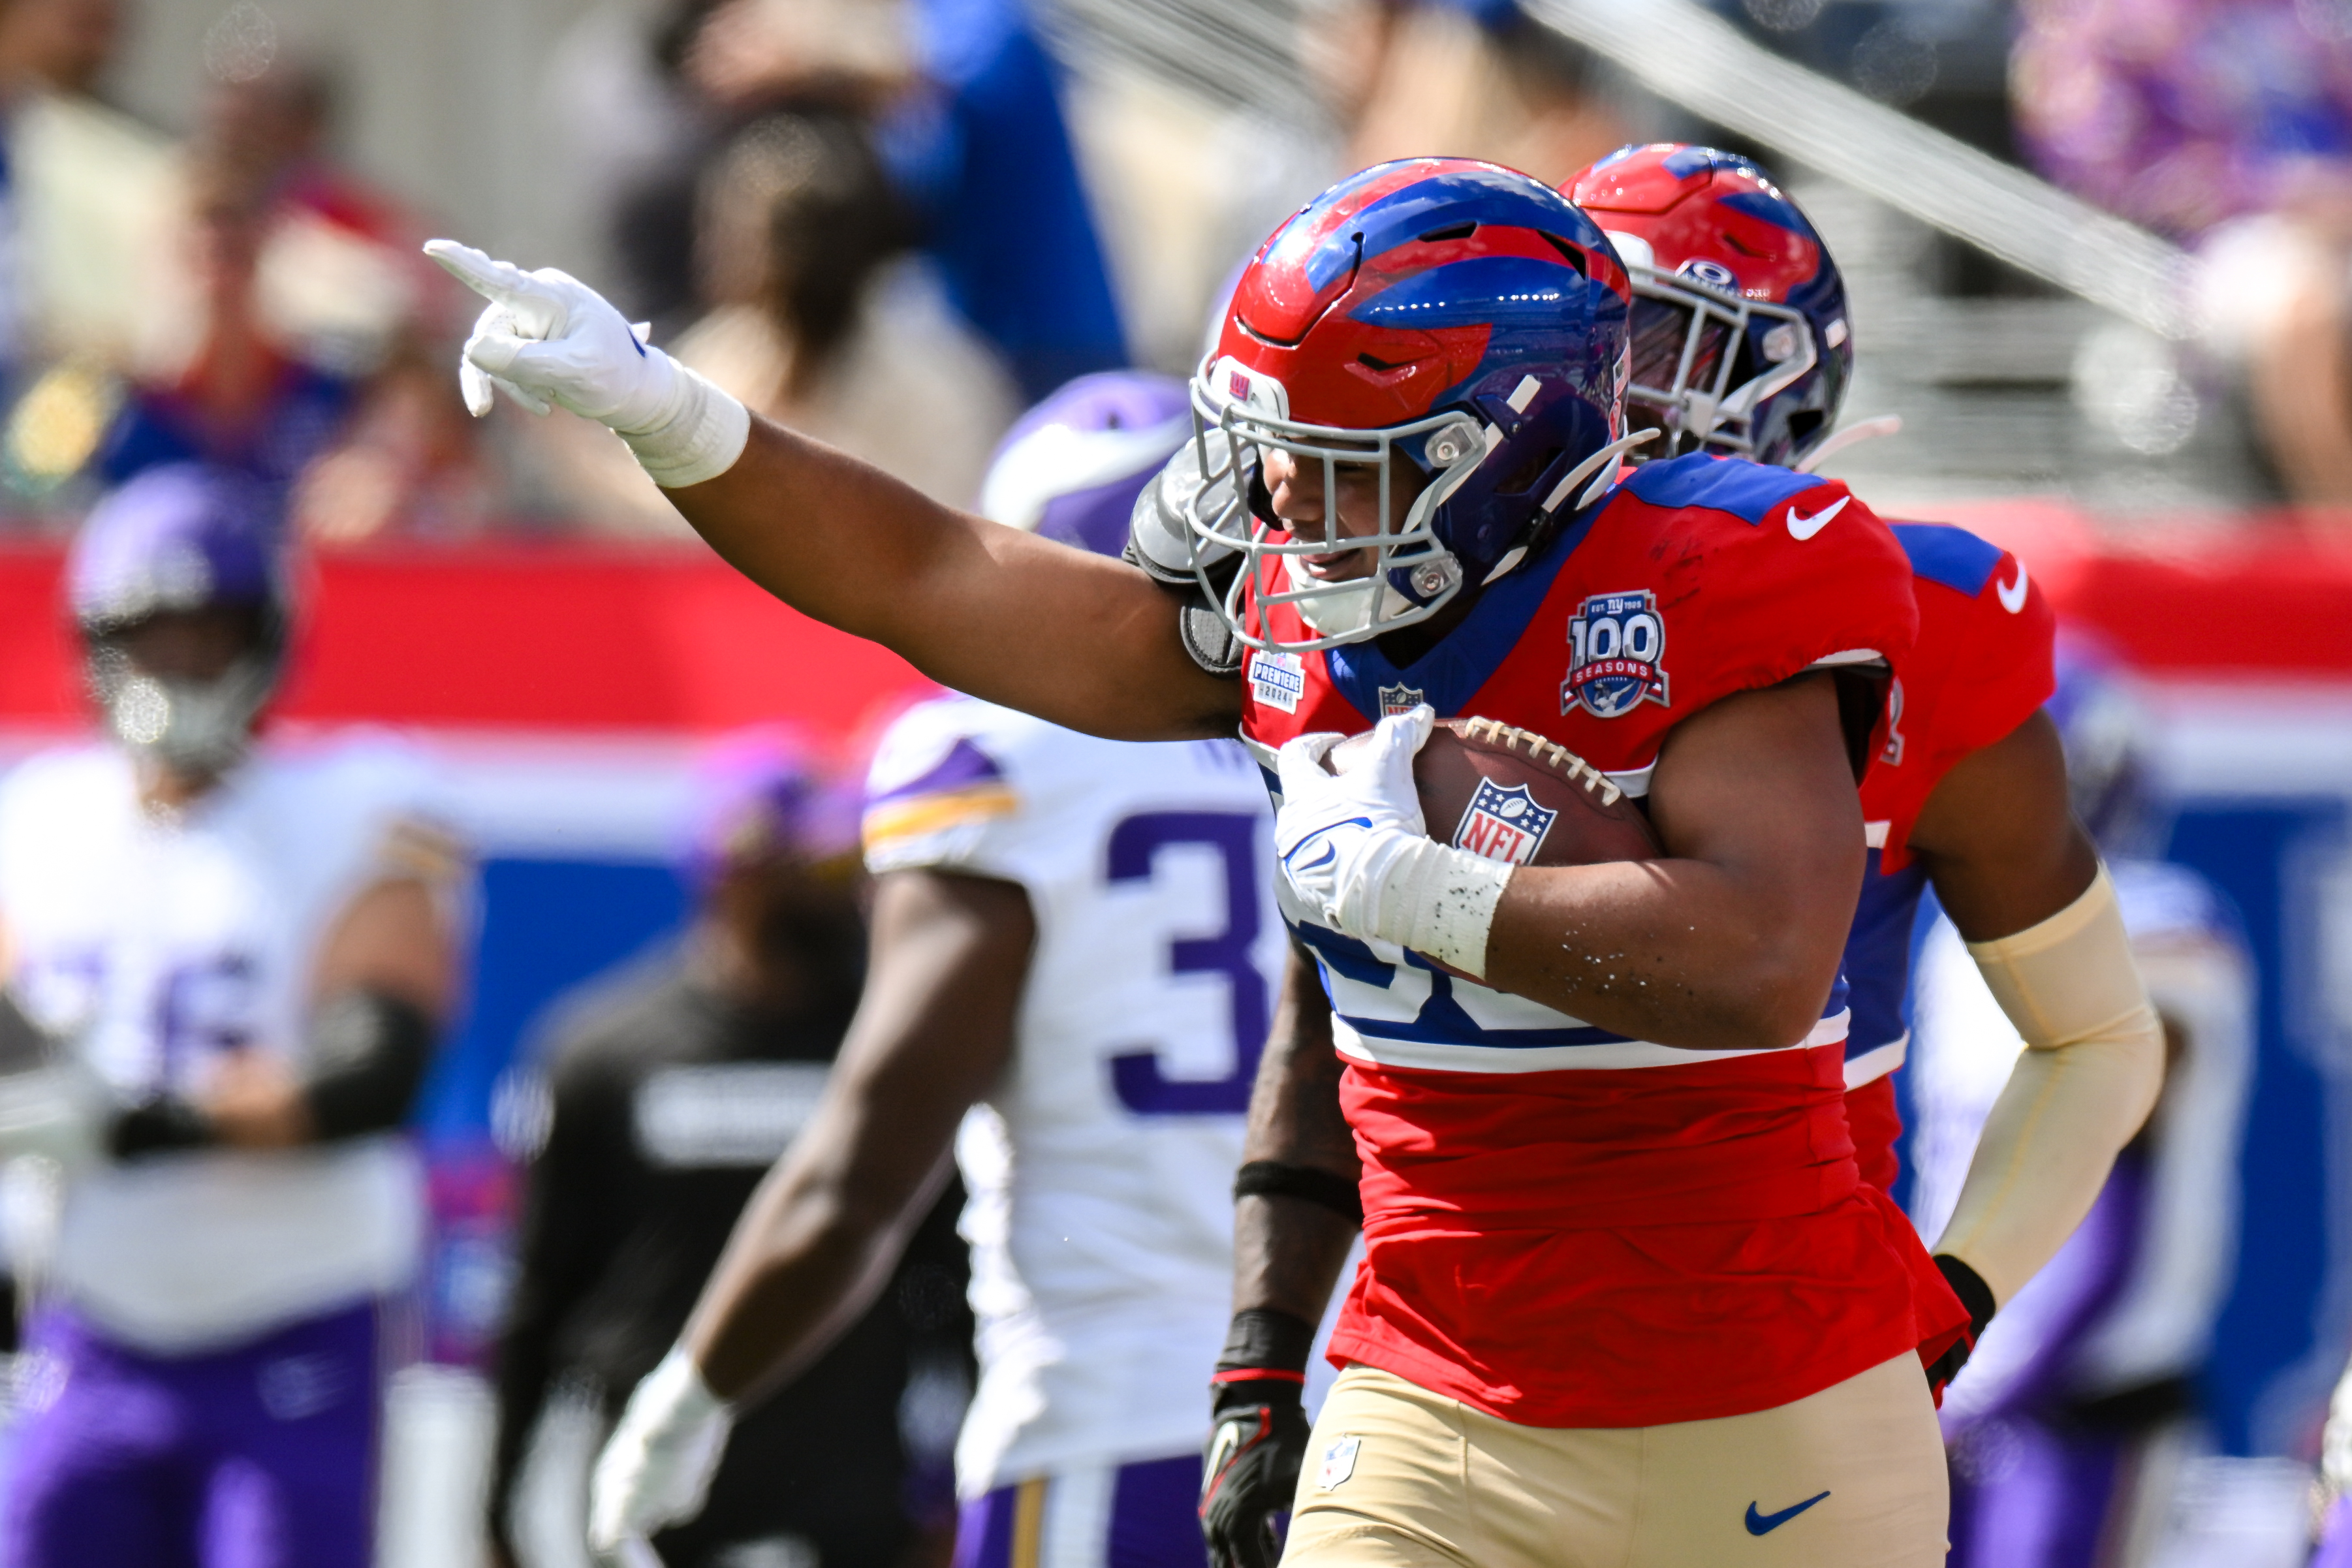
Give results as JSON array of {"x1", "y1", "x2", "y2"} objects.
[
  {"x1": 1453, "y1": 777, "x2": 1559, "y2": 865},
  {"x1": 1563, "y1": 589, "x2": 1670, "y2": 718}
]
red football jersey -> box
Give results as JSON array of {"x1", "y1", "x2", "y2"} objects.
[
  {"x1": 1840, "y1": 523, "x2": 2057, "y2": 1185},
  {"x1": 1240, "y1": 452, "x2": 1967, "y2": 1428}
]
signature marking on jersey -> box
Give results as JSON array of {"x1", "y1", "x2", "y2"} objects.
[
  {"x1": 1744, "y1": 1490, "x2": 1831, "y2": 1535},
  {"x1": 1997, "y1": 561, "x2": 2030, "y2": 614},
  {"x1": 1785, "y1": 495, "x2": 1848, "y2": 541}
]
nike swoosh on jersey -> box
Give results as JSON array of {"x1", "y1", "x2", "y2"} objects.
[
  {"x1": 1785, "y1": 495, "x2": 1848, "y2": 540},
  {"x1": 1997, "y1": 561, "x2": 2030, "y2": 613},
  {"x1": 1745, "y1": 1491, "x2": 1832, "y2": 1535}
]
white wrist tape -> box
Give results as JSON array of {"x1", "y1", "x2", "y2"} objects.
[
  {"x1": 618, "y1": 358, "x2": 751, "y2": 490},
  {"x1": 1366, "y1": 836, "x2": 1514, "y2": 979},
  {"x1": 1932, "y1": 864, "x2": 2164, "y2": 1306},
  {"x1": 635, "y1": 1343, "x2": 731, "y2": 1424}
]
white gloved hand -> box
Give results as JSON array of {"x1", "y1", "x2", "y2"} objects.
[
  {"x1": 423, "y1": 240, "x2": 750, "y2": 488},
  {"x1": 587, "y1": 1346, "x2": 734, "y2": 1562},
  {"x1": 1273, "y1": 705, "x2": 1513, "y2": 977}
]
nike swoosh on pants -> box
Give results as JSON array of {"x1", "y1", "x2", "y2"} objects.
[{"x1": 1744, "y1": 1490, "x2": 1831, "y2": 1535}]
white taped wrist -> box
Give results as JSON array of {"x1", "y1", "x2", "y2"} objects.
[
  {"x1": 1369, "y1": 837, "x2": 1513, "y2": 979},
  {"x1": 638, "y1": 1344, "x2": 731, "y2": 1426},
  {"x1": 619, "y1": 358, "x2": 751, "y2": 488}
]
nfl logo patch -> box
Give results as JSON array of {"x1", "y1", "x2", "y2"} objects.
[
  {"x1": 1452, "y1": 777, "x2": 1558, "y2": 865},
  {"x1": 1317, "y1": 1435, "x2": 1362, "y2": 1492},
  {"x1": 1563, "y1": 589, "x2": 1670, "y2": 719},
  {"x1": 1378, "y1": 683, "x2": 1425, "y2": 717}
]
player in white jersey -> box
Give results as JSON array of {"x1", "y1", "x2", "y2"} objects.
[
  {"x1": 0, "y1": 463, "x2": 466, "y2": 1568},
  {"x1": 585, "y1": 374, "x2": 1286, "y2": 1568},
  {"x1": 1907, "y1": 644, "x2": 2255, "y2": 1567}
]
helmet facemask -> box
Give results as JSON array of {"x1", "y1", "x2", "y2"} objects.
[
  {"x1": 1620, "y1": 260, "x2": 1819, "y2": 462},
  {"x1": 1182, "y1": 358, "x2": 1496, "y2": 653},
  {"x1": 83, "y1": 610, "x2": 283, "y2": 781}
]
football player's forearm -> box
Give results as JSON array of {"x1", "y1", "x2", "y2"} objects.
[
  {"x1": 669, "y1": 421, "x2": 1238, "y2": 741},
  {"x1": 1482, "y1": 675, "x2": 1861, "y2": 1050},
  {"x1": 685, "y1": 1139, "x2": 956, "y2": 1402},
  {"x1": 1482, "y1": 856, "x2": 1850, "y2": 1051}
]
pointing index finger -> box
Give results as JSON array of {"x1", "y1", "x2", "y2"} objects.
[{"x1": 424, "y1": 239, "x2": 546, "y2": 310}]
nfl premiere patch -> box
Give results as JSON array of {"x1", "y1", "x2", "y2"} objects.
[
  {"x1": 1563, "y1": 589, "x2": 1670, "y2": 718},
  {"x1": 1249, "y1": 650, "x2": 1306, "y2": 715},
  {"x1": 1453, "y1": 776, "x2": 1559, "y2": 864},
  {"x1": 1317, "y1": 1435, "x2": 1362, "y2": 1491}
]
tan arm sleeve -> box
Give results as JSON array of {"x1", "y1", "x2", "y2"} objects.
[{"x1": 1931, "y1": 864, "x2": 2165, "y2": 1306}]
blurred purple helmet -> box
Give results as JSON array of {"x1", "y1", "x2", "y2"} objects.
[
  {"x1": 67, "y1": 464, "x2": 289, "y2": 776},
  {"x1": 977, "y1": 371, "x2": 1191, "y2": 558},
  {"x1": 682, "y1": 727, "x2": 861, "y2": 885}
]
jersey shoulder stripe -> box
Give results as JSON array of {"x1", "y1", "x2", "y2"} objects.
[
  {"x1": 1617, "y1": 450, "x2": 1826, "y2": 523},
  {"x1": 1892, "y1": 521, "x2": 2005, "y2": 599}
]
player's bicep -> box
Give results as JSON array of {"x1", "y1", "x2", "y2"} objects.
[
  {"x1": 1907, "y1": 710, "x2": 2098, "y2": 942},
  {"x1": 1647, "y1": 674, "x2": 1866, "y2": 908},
  {"x1": 797, "y1": 869, "x2": 1033, "y2": 1214}
]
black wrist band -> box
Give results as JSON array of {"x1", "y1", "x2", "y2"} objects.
[
  {"x1": 1215, "y1": 1308, "x2": 1315, "y2": 1377},
  {"x1": 109, "y1": 1094, "x2": 216, "y2": 1160},
  {"x1": 1934, "y1": 1253, "x2": 1997, "y2": 1337},
  {"x1": 1233, "y1": 1160, "x2": 1362, "y2": 1227}
]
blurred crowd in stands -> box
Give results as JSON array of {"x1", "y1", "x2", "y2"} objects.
[{"x1": 1, "y1": 0, "x2": 2351, "y2": 539}]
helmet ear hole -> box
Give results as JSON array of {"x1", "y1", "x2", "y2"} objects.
[{"x1": 1495, "y1": 445, "x2": 1564, "y2": 497}]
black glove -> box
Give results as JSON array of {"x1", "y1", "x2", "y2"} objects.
[
  {"x1": 1200, "y1": 1309, "x2": 1315, "y2": 1568},
  {"x1": 108, "y1": 1094, "x2": 215, "y2": 1161},
  {"x1": 1924, "y1": 1253, "x2": 1996, "y2": 1401}
]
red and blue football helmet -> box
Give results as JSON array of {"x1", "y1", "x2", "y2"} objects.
[
  {"x1": 1566, "y1": 144, "x2": 1851, "y2": 469},
  {"x1": 1182, "y1": 157, "x2": 1634, "y2": 650}
]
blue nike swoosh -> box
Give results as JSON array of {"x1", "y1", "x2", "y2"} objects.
[{"x1": 1745, "y1": 1491, "x2": 1830, "y2": 1536}]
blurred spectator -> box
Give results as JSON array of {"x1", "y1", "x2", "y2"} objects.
[
  {"x1": 95, "y1": 154, "x2": 359, "y2": 489},
  {"x1": 292, "y1": 339, "x2": 502, "y2": 544},
  {"x1": 189, "y1": 50, "x2": 444, "y2": 379},
  {"x1": 541, "y1": 0, "x2": 1124, "y2": 399},
  {"x1": 2013, "y1": 0, "x2": 2352, "y2": 506},
  {"x1": 0, "y1": 463, "x2": 467, "y2": 1567},
  {"x1": 1343, "y1": 0, "x2": 1625, "y2": 186},
  {"x1": 488, "y1": 730, "x2": 969, "y2": 1568},
  {"x1": 537, "y1": 108, "x2": 1015, "y2": 533}
]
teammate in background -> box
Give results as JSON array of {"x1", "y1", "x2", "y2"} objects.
[
  {"x1": 0, "y1": 462, "x2": 465, "y2": 1568},
  {"x1": 487, "y1": 734, "x2": 971, "y2": 1568},
  {"x1": 1900, "y1": 639, "x2": 2248, "y2": 1568},
  {"x1": 1910, "y1": 646, "x2": 2255, "y2": 1567},
  {"x1": 1565, "y1": 145, "x2": 2150, "y2": 1398},
  {"x1": 584, "y1": 373, "x2": 1284, "y2": 1567},
  {"x1": 428, "y1": 155, "x2": 2156, "y2": 1567}
]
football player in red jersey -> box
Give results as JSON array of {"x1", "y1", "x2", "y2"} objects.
[
  {"x1": 1568, "y1": 140, "x2": 2164, "y2": 1392},
  {"x1": 422, "y1": 154, "x2": 2150, "y2": 1567}
]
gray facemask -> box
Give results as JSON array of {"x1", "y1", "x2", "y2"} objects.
[{"x1": 89, "y1": 650, "x2": 276, "y2": 778}]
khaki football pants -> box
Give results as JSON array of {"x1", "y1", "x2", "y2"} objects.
[{"x1": 1283, "y1": 1355, "x2": 1947, "y2": 1567}]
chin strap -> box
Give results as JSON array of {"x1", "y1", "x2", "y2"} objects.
[
  {"x1": 1539, "y1": 429, "x2": 1661, "y2": 518},
  {"x1": 1795, "y1": 414, "x2": 1904, "y2": 474}
]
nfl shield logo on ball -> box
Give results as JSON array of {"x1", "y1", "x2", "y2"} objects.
[
  {"x1": 1563, "y1": 589, "x2": 1670, "y2": 719},
  {"x1": 1317, "y1": 1435, "x2": 1362, "y2": 1491},
  {"x1": 1452, "y1": 777, "x2": 1558, "y2": 864}
]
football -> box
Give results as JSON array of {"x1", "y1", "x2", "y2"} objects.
[{"x1": 1328, "y1": 717, "x2": 1662, "y2": 868}]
